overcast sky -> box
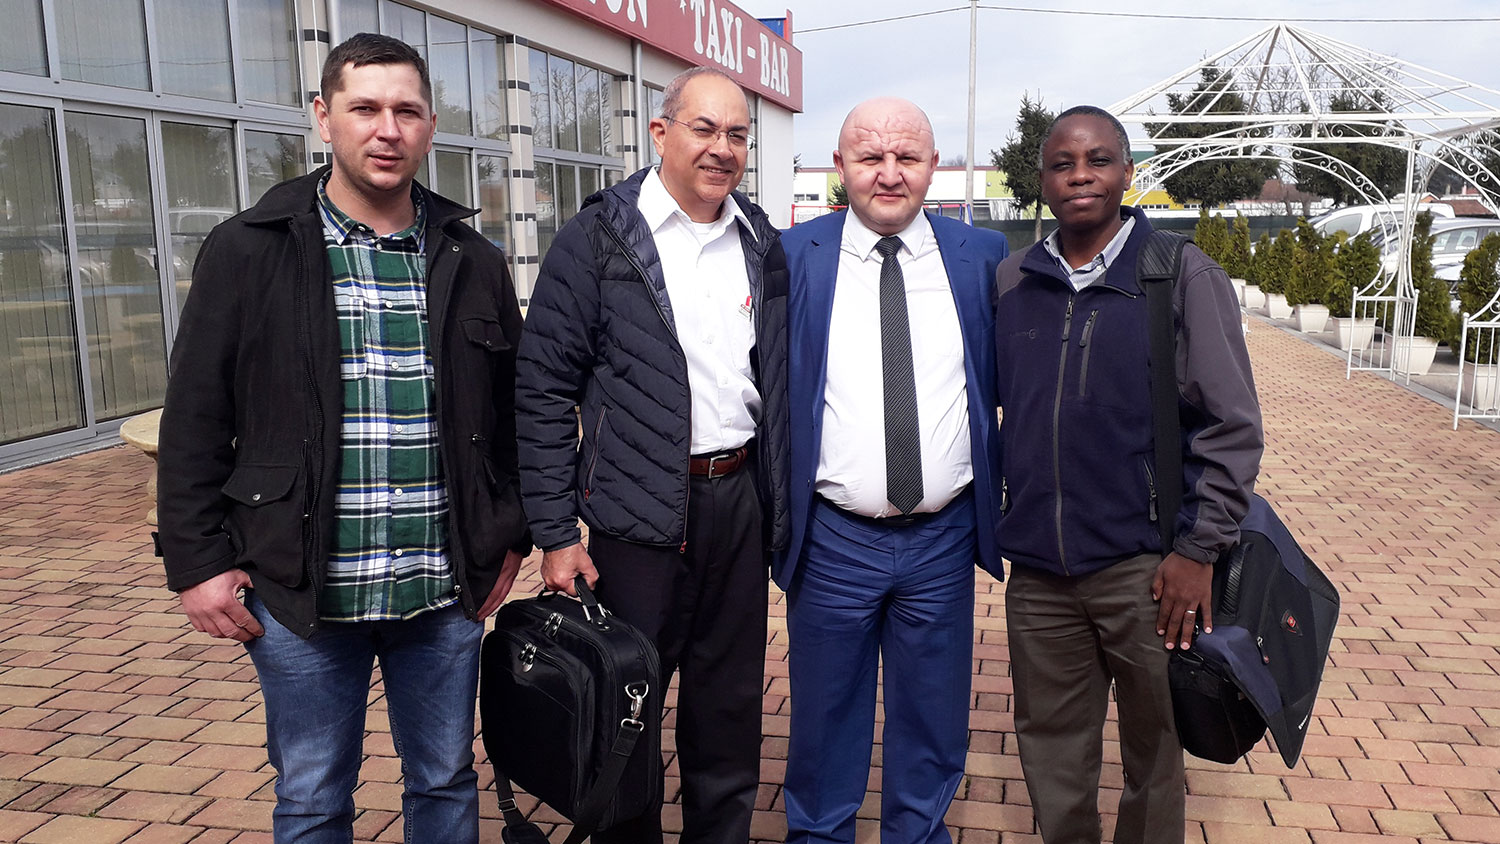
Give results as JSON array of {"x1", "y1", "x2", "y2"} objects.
[{"x1": 763, "y1": 1, "x2": 1500, "y2": 166}]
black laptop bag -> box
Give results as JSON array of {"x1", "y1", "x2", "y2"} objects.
[{"x1": 479, "y1": 576, "x2": 662, "y2": 844}]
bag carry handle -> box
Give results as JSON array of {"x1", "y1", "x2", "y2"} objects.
[{"x1": 573, "y1": 574, "x2": 612, "y2": 625}]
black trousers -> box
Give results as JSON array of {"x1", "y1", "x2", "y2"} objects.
[{"x1": 589, "y1": 467, "x2": 768, "y2": 844}]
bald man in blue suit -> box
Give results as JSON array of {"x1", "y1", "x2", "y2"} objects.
[{"x1": 776, "y1": 98, "x2": 1008, "y2": 844}]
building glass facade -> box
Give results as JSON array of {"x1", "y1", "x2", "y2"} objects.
[{"x1": 0, "y1": 0, "x2": 797, "y2": 468}]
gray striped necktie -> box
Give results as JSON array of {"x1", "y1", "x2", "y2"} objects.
[{"x1": 875, "y1": 235, "x2": 923, "y2": 514}]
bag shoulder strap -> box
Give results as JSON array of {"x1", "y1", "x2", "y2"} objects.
[{"x1": 1139, "y1": 229, "x2": 1192, "y2": 556}]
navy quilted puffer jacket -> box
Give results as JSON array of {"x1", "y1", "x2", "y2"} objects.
[{"x1": 515, "y1": 168, "x2": 790, "y2": 553}]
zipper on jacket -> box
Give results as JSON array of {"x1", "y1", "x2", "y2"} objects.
[
  {"x1": 1000, "y1": 477, "x2": 1009, "y2": 513},
  {"x1": 1144, "y1": 459, "x2": 1158, "y2": 523},
  {"x1": 599, "y1": 218, "x2": 693, "y2": 552},
  {"x1": 1052, "y1": 296, "x2": 1074, "y2": 575},
  {"x1": 584, "y1": 407, "x2": 607, "y2": 500},
  {"x1": 292, "y1": 226, "x2": 324, "y2": 623},
  {"x1": 1077, "y1": 310, "x2": 1099, "y2": 397}
]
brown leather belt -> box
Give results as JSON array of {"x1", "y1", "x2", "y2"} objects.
[{"x1": 689, "y1": 446, "x2": 749, "y2": 479}]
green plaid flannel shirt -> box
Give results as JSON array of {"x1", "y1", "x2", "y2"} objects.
[{"x1": 316, "y1": 177, "x2": 458, "y2": 621}]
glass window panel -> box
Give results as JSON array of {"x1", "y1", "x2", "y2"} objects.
[
  {"x1": 244, "y1": 130, "x2": 306, "y2": 205},
  {"x1": 555, "y1": 163, "x2": 578, "y2": 226},
  {"x1": 65, "y1": 111, "x2": 166, "y2": 421},
  {"x1": 605, "y1": 169, "x2": 624, "y2": 187},
  {"x1": 0, "y1": 0, "x2": 47, "y2": 75},
  {"x1": 579, "y1": 167, "x2": 598, "y2": 203},
  {"x1": 338, "y1": 0, "x2": 377, "y2": 40},
  {"x1": 414, "y1": 155, "x2": 428, "y2": 191},
  {"x1": 382, "y1": 1, "x2": 426, "y2": 60},
  {"x1": 155, "y1": 0, "x2": 234, "y2": 101},
  {"x1": 429, "y1": 17, "x2": 471, "y2": 135},
  {"x1": 58, "y1": 0, "x2": 150, "y2": 89},
  {"x1": 161, "y1": 123, "x2": 236, "y2": 318},
  {"x1": 434, "y1": 149, "x2": 471, "y2": 207},
  {"x1": 529, "y1": 50, "x2": 552, "y2": 150},
  {"x1": 238, "y1": 0, "x2": 301, "y2": 106},
  {"x1": 472, "y1": 30, "x2": 507, "y2": 141},
  {"x1": 551, "y1": 55, "x2": 577, "y2": 152},
  {"x1": 599, "y1": 71, "x2": 614, "y2": 157},
  {"x1": 0, "y1": 104, "x2": 83, "y2": 444},
  {"x1": 534, "y1": 160, "x2": 555, "y2": 258},
  {"x1": 646, "y1": 87, "x2": 664, "y2": 165},
  {"x1": 476, "y1": 153, "x2": 510, "y2": 257},
  {"x1": 577, "y1": 64, "x2": 601, "y2": 156}
]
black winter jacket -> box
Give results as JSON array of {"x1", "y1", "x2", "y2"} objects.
[
  {"x1": 157, "y1": 167, "x2": 529, "y2": 637},
  {"x1": 516, "y1": 168, "x2": 790, "y2": 553}
]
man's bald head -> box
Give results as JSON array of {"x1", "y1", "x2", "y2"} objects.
[
  {"x1": 837, "y1": 98, "x2": 935, "y2": 158},
  {"x1": 833, "y1": 98, "x2": 940, "y2": 236}
]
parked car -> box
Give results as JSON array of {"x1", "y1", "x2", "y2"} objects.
[
  {"x1": 1311, "y1": 202, "x2": 1454, "y2": 240},
  {"x1": 1379, "y1": 217, "x2": 1500, "y2": 289}
]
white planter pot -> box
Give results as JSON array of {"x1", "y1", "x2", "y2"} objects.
[
  {"x1": 1230, "y1": 278, "x2": 1247, "y2": 304},
  {"x1": 1462, "y1": 364, "x2": 1500, "y2": 412},
  {"x1": 1262, "y1": 293, "x2": 1293, "y2": 320},
  {"x1": 1393, "y1": 335, "x2": 1440, "y2": 377},
  {"x1": 1332, "y1": 317, "x2": 1377, "y2": 351},
  {"x1": 1294, "y1": 304, "x2": 1330, "y2": 333},
  {"x1": 1242, "y1": 285, "x2": 1265, "y2": 309}
]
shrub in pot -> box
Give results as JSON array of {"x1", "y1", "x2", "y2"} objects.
[
  {"x1": 1452, "y1": 233, "x2": 1500, "y2": 408},
  {"x1": 1224, "y1": 215, "x2": 1254, "y2": 280},
  {"x1": 1331, "y1": 231, "x2": 1378, "y2": 319}
]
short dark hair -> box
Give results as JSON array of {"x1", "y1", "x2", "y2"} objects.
[
  {"x1": 1039, "y1": 105, "x2": 1132, "y2": 168},
  {"x1": 660, "y1": 66, "x2": 743, "y2": 120},
  {"x1": 321, "y1": 33, "x2": 432, "y2": 107}
]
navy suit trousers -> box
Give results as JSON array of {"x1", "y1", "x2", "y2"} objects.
[{"x1": 784, "y1": 492, "x2": 976, "y2": 844}]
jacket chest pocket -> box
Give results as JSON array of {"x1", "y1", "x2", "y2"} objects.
[{"x1": 461, "y1": 315, "x2": 511, "y2": 353}]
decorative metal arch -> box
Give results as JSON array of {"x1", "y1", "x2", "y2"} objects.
[{"x1": 1106, "y1": 23, "x2": 1500, "y2": 424}]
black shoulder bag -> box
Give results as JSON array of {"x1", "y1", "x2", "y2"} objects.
[{"x1": 1140, "y1": 230, "x2": 1339, "y2": 769}]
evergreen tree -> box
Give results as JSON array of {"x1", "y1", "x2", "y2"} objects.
[
  {"x1": 1145, "y1": 65, "x2": 1278, "y2": 209},
  {"x1": 1453, "y1": 234, "x2": 1500, "y2": 362},
  {"x1": 830, "y1": 180, "x2": 849, "y2": 207},
  {"x1": 1331, "y1": 231, "x2": 1380, "y2": 318},
  {"x1": 1293, "y1": 92, "x2": 1407, "y2": 206},
  {"x1": 1223, "y1": 215, "x2": 1254, "y2": 280},
  {"x1": 1250, "y1": 233, "x2": 1273, "y2": 286},
  {"x1": 993, "y1": 93, "x2": 1055, "y2": 242}
]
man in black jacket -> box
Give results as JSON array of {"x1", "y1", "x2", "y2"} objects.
[
  {"x1": 515, "y1": 66, "x2": 789, "y2": 844},
  {"x1": 157, "y1": 34, "x2": 527, "y2": 844}
]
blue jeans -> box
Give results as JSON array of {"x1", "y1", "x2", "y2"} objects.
[{"x1": 243, "y1": 591, "x2": 484, "y2": 844}]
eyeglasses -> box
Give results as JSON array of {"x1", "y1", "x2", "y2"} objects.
[{"x1": 666, "y1": 118, "x2": 756, "y2": 150}]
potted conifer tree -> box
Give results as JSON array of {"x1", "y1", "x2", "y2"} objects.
[
  {"x1": 1290, "y1": 221, "x2": 1333, "y2": 332},
  {"x1": 1453, "y1": 233, "x2": 1500, "y2": 410},
  {"x1": 1260, "y1": 229, "x2": 1295, "y2": 320},
  {"x1": 1243, "y1": 233, "x2": 1270, "y2": 308},
  {"x1": 1395, "y1": 213, "x2": 1450, "y2": 377},
  {"x1": 1330, "y1": 231, "x2": 1380, "y2": 351}
]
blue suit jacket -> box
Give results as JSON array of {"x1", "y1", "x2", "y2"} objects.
[{"x1": 774, "y1": 210, "x2": 1009, "y2": 589}]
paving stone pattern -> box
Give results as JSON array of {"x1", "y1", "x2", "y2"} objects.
[{"x1": 1, "y1": 320, "x2": 1498, "y2": 843}]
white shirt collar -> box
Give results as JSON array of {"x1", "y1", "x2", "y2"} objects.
[
  {"x1": 638, "y1": 167, "x2": 755, "y2": 241},
  {"x1": 1043, "y1": 213, "x2": 1136, "y2": 278},
  {"x1": 840, "y1": 209, "x2": 935, "y2": 261}
]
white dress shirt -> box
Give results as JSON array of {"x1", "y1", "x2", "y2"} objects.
[
  {"x1": 637, "y1": 168, "x2": 760, "y2": 454},
  {"x1": 816, "y1": 211, "x2": 973, "y2": 517}
]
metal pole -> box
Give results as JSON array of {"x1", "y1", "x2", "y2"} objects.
[{"x1": 964, "y1": 0, "x2": 977, "y2": 223}]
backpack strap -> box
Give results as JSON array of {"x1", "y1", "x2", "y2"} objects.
[{"x1": 1138, "y1": 230, "x2": 1192, "y2": 557}]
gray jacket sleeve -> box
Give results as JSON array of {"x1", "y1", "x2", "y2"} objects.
[{"x1": 1173, "y1": 245, "x2": 1264, "y2": 563}]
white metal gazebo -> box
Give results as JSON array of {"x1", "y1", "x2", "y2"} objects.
[{"x1": 1106, "y1": 24, "x2": 1500, "y2": 426}]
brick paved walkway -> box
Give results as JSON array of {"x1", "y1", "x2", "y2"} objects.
[{"x1": 2, "y1": 320, "x2": 1498, "y2": 844}]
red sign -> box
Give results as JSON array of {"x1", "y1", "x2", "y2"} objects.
[{"x1": 534, "y1": 0, "x2": 803, "y2": 112}]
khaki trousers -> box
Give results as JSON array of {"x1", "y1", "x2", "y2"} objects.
[{"x1": 1006, "y1": 553, "x2": 1185, "y2": 844}]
